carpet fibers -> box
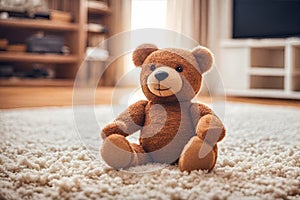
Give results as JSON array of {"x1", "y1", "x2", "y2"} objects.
[{"x1": 0, "y1": 103, "x2": 299, "y2": 200}]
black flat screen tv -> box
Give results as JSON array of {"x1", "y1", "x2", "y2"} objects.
[{"x1": 233, "y1": 0, "x2": 300, "y2": 39}]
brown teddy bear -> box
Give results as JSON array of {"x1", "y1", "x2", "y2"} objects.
[{"x1": 100, "y1": 44, "x2": 225, "y2": 172}]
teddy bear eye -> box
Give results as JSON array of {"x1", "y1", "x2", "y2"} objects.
[
  {"x1": 176, "y1": 66, "x2": 183, "y2": 72},
  {"x1": 150, "y1": 64, "x2": 156, "y2": 71}
]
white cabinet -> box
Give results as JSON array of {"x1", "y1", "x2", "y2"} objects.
[{"x1": 220, "y1": 38, "x2": 300, "y2": 99}]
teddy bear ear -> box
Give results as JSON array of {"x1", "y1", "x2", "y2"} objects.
[
  {"x1": 132, "y1": 44, "x2": 158, "y2": 67},
  {"x1": 192, "y1": 46, "x2": 214, "y2": 74}
]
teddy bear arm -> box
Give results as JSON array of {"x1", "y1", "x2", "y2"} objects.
[
  {"x1": 101, "y1": 100, "x2": 148, "y2": 138},
  {"x1": 190, "y1": 103, "x2": 226, "y2": 146}
]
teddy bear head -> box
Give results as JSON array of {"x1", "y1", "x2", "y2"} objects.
[{"x1": 132, "y1": 44, "x2": 214, "y2": 103}]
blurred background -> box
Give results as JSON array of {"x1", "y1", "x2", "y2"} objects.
[{"x1": 0, "y1": 0, "x2": 299, "y2": 108}]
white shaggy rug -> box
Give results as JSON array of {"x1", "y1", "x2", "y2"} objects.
[{"x1": 0, "y1": 103, "x2": 299, "y2": 200}]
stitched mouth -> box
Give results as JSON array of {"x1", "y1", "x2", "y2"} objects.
[
  {"x1": 155, "y1": 87, "x2": 171, "y2": 91},
  {"x1": 154, "y1": 82, "x2": 171, "y2": 91}
]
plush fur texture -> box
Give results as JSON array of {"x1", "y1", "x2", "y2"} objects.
[{"x1": 101, "y1": 44, "x2": 225, "y2": 172}]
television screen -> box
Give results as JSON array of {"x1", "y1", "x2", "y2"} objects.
[{"x1": 233, "y1": 0, "x2": 300, "y2": 38}]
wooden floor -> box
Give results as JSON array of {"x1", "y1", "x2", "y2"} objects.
[{"x1": 0, "y1": 87, "x2": 300, "y2": 109}]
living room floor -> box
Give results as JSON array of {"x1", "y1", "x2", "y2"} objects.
[
  {"x1": 1, "y1": 89, "x2": 299, "y2": 199},
  {"x1": 0, "y1": 87, "x2": 300, "y2": 109}
]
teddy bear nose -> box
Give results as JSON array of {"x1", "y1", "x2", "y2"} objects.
[{"x1": 154, "y1": 71, "x2": 169, "y2": 81}]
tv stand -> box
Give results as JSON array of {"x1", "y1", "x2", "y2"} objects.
[{"x1": 220, "y1": 38, "x2": 300, "y2": 99}]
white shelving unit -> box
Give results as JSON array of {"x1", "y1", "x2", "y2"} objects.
[{"x1": 220, "y1": 38, "x2": 300, "y2": 99}]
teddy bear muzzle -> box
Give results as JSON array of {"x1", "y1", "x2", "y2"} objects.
[{"x1": 147, "y1": 66, "x2": 183, "y2": 97}]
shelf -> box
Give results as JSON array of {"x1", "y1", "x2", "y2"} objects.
[
  {"x1": 288, "y1": 39, "x2": 300, "y2": 46},
  {"x1": 294, "y1": 46, "x2": 300, "y2": 71},
  {"x1": 87, "y1": 2, "x2": 111, "y2": 15},
  {"x1": 292, "y1": 71, "x2": 300, "y2": 76},
  {"x1": 221, "y1": 38, "x2": 300, "y2": 50},
  {"x1": 221, "y1": 39, "x2": 286, "y2": 48},
  {"x1": 225, "y1": 89, "x2": 300, "y2": 99},
  {"x1": 0, "y1": 78, "x2": 74, "y2": 87},
  {"x1": 249, "y1": 68, "x2": 285, "y2": 76},
  {"x1": 250, "y1": 75, "x2": 284, "y2": 90},
  {"x1": 88, "y1": 7, "x2": 112, "y2": 15},
  {"x1": 251, "y1": 47, "x2": 284, "y2": 68},
  {"x1": 0, "y1": 52, "x2": 78, "y2": 63},
  {"x1": 0, "y1": 19, "x2": 78, "y2": 31},
  {"x1": 292, "y1": 76, "x2": 300, "y2": 91}
]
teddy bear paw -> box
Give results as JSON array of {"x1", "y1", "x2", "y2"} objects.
[
  {"x1": 178, "y1": 136, "x2": 217, "y2": 172},
  {"x1": 101, "y1": 134, "x2": 133, "y2": 169}
]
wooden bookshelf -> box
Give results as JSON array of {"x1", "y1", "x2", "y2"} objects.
[
  {"x1": 0, "y1": 0, "x2": 114, "y2": 87},
  {"x1": 0, "y1": 19, "x2": 78, "y2": 31},
  {"x1": 0, "y1": 0, "x2": 87, "y2": 86}
]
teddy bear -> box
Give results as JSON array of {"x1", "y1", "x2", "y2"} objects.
[{"x1": 100, "y1": 44, "x2": 225, "y2": 172}]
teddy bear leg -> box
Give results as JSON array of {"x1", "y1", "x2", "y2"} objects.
[
  {"x1": 178, "y1": 136, "x2": 218, "y2": 172},
  {"x1": 101, "y1": 134, "x2": 149, "y2": 169},
  {"x1": 130, "y1": 143, "x2": 150, "y2": 166}
]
